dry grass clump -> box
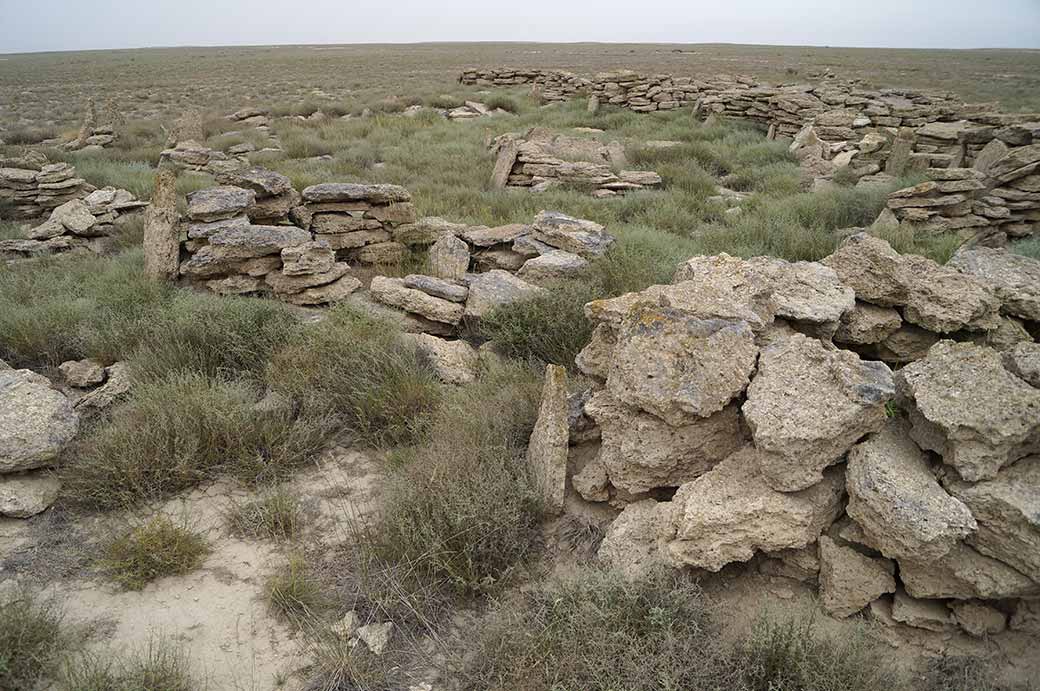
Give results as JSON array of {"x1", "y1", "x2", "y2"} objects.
[
  {"x1": 266, "y1": 555, "x2": 331, "y2": 623},
  {"x1": 0, "y1": 590, "x2": 67, "y2": 691},
  {"x1": 58, "y1": 636, "x2": 199, "y2": 691},
  {"x1": 226, "y1": 486, "x2": 310, "y2": 541},
  {"x1": 371, "y1": 361, "x2": 543, "y2": 594},
  {"x1": 266, "y1": 305, "x2": 443, "y2": 447},
  {"x1": 98, "y1": 515, "x2": 210, "y2": 590},
  {"x1": 1010, "y1": 236, "x2": 1040, "y2": 260},
  {"x1": 61, "y1": 372, "x2": 327, "y2": 509}
]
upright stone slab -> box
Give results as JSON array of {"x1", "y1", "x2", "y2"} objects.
[{"x1": 527, "y1": 365, "x2": 569, "y2": 514}]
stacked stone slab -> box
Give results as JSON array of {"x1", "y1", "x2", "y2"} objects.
[
  {"x1": 553, "y1": 236, "x2": 1040, "y2": 639},
  {"x1": 1, "y1": 162, "x2": 93, "y2": 220},
  {"x1": 489, "y1": 127, "x2": 661, "y2": 196},
  {"x1": 1, "y1": 181, "x2": 145, "y2": 261},
  {"x1": 368, "y1": 210, "x2": 612, "y2": 333}
]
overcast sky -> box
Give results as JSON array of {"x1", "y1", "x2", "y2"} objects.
[{"x1": 2, "y1": 0, "x2": 1039, "y2": 54}]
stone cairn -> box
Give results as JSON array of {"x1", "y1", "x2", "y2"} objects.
[
  {"x1": 523, "y1": 234, "x2": 1040, "y2": 640},
  {"x1": 63, "y1": 98, "x2": 119, "y2": 152},
  {"x1": 490, "y1": 126, "x2": 662, "y2": 197}
]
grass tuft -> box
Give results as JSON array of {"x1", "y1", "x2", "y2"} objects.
[
  {"x1": 226, "y1": 487, "x2": 309, "y2": 541},
  {"x1": 99, "y1": 515, "x2": 210, "y2": 590},
  {"x1": 266, "y1": 555, "x2": 330, "y2": 623},
  {"x1": 0, "y1": 590, "x2": 66, "y2": 691},
  {"x1": 59, "y1": 636, "x2": 198, "y2": 691}
]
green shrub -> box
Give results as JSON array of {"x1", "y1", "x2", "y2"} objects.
[
  {"x1": 267, "y1": 306, "x2": 442, "y2": 447},
  {"x1": 0, "y1": 590, "x2": 67, "y2": 691},
  {"x1": 227, "y1": 487, "x2": 309, "y2": 541},
  {"x1": 0, "y1": 220, "x2": 25, "y2": 240},
  {"x1": 99, "y1": 515, "x2": 210, "y2": 590},
  {"x1": 61, "y1": 372, "x2": 328, "y2": 509},
  {"x1": 372, "y1": 362, "x2": 543, "y2": 593},
  {"x1": 454, "y1": 568, "x2": 729, "y2": 691},
  {"x1": 1010, "y1": 236, "x2": 1040, "y2": 260}
]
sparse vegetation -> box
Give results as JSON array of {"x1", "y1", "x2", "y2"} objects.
[
  {"x1": 226, "y1": 486, "x2": 309, "y2": 540},
  {"x1": 59, "y1": 636, "x2": 199, "y2": 691},
  {"x1": 0, "y1": 590, "x2": 67, "y2": 691},
  {"x1": 266, "y1": 555, "x2": 330, "y2": 623},
  {"x1": 98, "y1": 515, "x2": 210, "y2": 590}
]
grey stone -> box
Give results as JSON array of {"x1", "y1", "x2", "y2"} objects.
[
  {"x1": 281, "y1": 240, "x2": 335, "y2": 277},
  {"x1": 51, "y1": 199, "x2": 97, "y2": 235},
  {"x1": 403, "y1": 275, "x2": 468, "y2": 303},
  {"x1": 265, "y1": 263, "x2": 352, "y2": 294},
  {"x1": 186, "y1": 186, "x2": 256, "y2": 222},
  {"x1": 58, "y1": 359, "x2": 106, "y2": 388},
  {"x1": 834, "y1": 302, "x2": 902, "y2": 345},
  {"x1": 1004, "y1": 342, "x2": 1040, "y2": 387},
  {"x1": 370, "y1": 276, "x2": 465, "y2": 325},
  {"x1": 949, "y1": 246, "x2": 1040, "y2": 322},
  {"x1": 0, "y1": 369, "x2": 79, "y2": 473},
  {"x1": 463, "y1": 270, "x2": 545, "y2": 320},
  {"x1": 900, "y1": 543, "x2": 1040, "y2": 600},
  {"x1": 527, "y1": 365, "x2": 569, "y2": 514},
  {"x1": 819, "y1": 535, "x2": 896, "y2": 618},
  {"x1": 517, "y1": 250, "x2": 589, "y2": 282},
  {"x1": 0, "y1": 471, "x2": 61, "y2": 518},
  {"x1": 531, "y1": 210, "x2": 615, "y2": 258},
  {"x1": 301, "y1": 183, "x2": 410, "y2": 204}
]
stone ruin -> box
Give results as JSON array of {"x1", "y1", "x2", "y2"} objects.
[
  {"x1": 1, "y1": 155, "x2": 146, "y2": 261},
  {"x1": 172, "y1": 168, "x2": 613, "y2": 346},
  {"x1": 63, "y1": 98, "x2": 120, "y2": 152},
  {"x1": 463, "y1": 67, "x2": 1040, "y2": 242},
  {"x1": 490, "y1": 126, "x2": 662, "y2": 197},
  {"x1": 522, "y1": 234, "x2": 1040, "y2": 641}
]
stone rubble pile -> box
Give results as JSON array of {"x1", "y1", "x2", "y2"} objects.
[
  {"x1": 489, "y1": 127, "x2": 661, "y2": 196},
  {"x1": 64, "y1": 98, "x2": 119, "y2": 151},
  {"x1": 526, "y1": 234, "x2": 1040, "y2": 642},
  {"x1": 1, "y1": 161, "x2": 93, "y2": 219}
]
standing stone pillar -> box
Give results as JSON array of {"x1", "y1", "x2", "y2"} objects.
[{"x1": 143, "y1": 168, "x2": 180, "y2": 281}]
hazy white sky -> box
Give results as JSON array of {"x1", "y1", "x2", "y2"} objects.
[{"x1": 1, "y1": 0, "x2": 1039, "y2": 54}]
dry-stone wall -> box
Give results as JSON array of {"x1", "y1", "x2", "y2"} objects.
[
  {"x1": 524, "y1": 234, "x2": 1040, "y2": 640},
  {"x1": 463, "y1": 67, "x2": 1040, "y2": 241},
  {"x1": 1, "y1": 156, "x2": 146, "y2": 261}
]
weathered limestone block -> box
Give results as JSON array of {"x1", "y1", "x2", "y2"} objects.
[
  {"x1": 900, "y1": 543, "x2": 1040, "y2": 600},
  {"x1": 527, "y1": 365, "x2": 569, "y2": 514},
  {"x1": 746, "y1": 257, "x2": 854, "y2": 326},
  {"x1": 876, "y1": 324, "x2": 941, "y2": 364},
  {"x1": 403, "y1": 275, "x2": 468, "y2": 303},
  {"x1": 667, "y1": 448, "x2": 846, "y2": 572},
  {"x1": 897, "y1": 341, "x2": 1040, "y2": 481},
  {"x1": 301, "y1": 183, "x2": 411, "y2": 204},
  {"x1": 943, "y1": 456, "x2": 1040, "y2": 582},
  {"x1": 609, "y1": 303, "x2": 758, "y2": 425},
  {"x1": 186, "y1": 186, "x2": 256, "y2": 222},
  {"x1": 74, "y1": 362, "x2": 131, "y2": 413},
  {"x1": 462, "y1": 270, "x2": 544, "y2": 320},
  {"x1": 584, "y1": 389, "x2": 746, "y2": 494},
  {"x1": 370, "y1": 276, "x2": 465, "y2": 325},
  {"x1": 58, "y1": 359, "x2": 106, "y2": 388},
  {"x1": 669, "y1": 254, "x2": 778, "y2": 330},
  {"x1": 219, "y1": 166, "x2": 293, "y2": 198},
  {"x1": 949, "y1": 246, "x2": 1040, "y2": 322},
  {"x1": 517, "y1": 250, "x2": 589, "y2": 282},
  {"x1": 428, "y1": 234, "x2": 470, "y2": 281},
  {"x1": 575, "y1": 323, "x2": 616, "y2": 381},
  {"x1": 1010, "y1": 600, "x2": 1040, "y2": 634},
  {"x1": 572, "y1": 456, "x2": 609, "y2": 502},
  {"x1": 460, "y1": 223, "x2": 529, "y2": 247},
  {"x1": 0, "y1": 471, "x2": 61, "y2": 518},
  {"x1": 890, "y1": 588, "x2": 954, "y2": 631},
  {"x1": 205, "y1": 275, "x2": 264, "y2": 296},
  {"x1": 185, "y1": 215, "x2": 250, "y2": 240},
  {"x1": 356, "y1": 241, "x2": 406, "y2": 265},
  {"x1": 281, "y1": 275, "x2": 362, "y2": 306},
  {"x1": 264, "y1": 263, "x2": 351, "y2": 294},
  {"x1": 743, "y1": 334, "x2": 895, "y2": 492},
  {"x1": 833, "y1": 301, "x2": 902, "y2": 345},
  {"x1": 598, "y1": 499, "x2": 676, "y2": 580},
  {"x1": 901, "y1": 255, "x2": 1001, "y2": 334},
  {"x1": 846, "y1": 419, "x2": 976, "y2": 561},
  {"x1": 281, "y1": 240, "x2": 335, "y2": 276},
  {"x1": 311, "y1": 214, "x2": 383, "y2": 234},
  {"x1": 818, "y1": 535, "x2": 896, "y2": 618},
  {"x1": 950, "y1": 601, "x2": 1007, "y2": 637},
  {"x1": 531, "y1": 211, "x2": 614, "y2": 258},
  {"x1": 1004, "y1": 342, "x2": 1040, "y2": 388},
  {"x1": 0, "y1": 370, "x2": 79, "y2": 473},
  {"x1": 402, "y1": 333, "x2": 478, "y2": 386},
  {"x1": 207, "y1": 224, "x2": 312, "y2": 260}
]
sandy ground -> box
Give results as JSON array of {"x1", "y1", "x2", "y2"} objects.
[{"x1": 0, "y1": 444, "x2": 385, "y2": 690}]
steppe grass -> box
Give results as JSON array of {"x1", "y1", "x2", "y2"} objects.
[
  {"x1": 371, "y1": 361, "x2": 543, "y2": 594},
  {"x1": 266, "y1": 305, "x2": 443, "y2": 447},
  {"x1": 226, "y1": 487, "x2": 309, "y2": 541},
  {"x1": 98, "y1": 515, "x2": 210, "y2": 590},
  {"x1": 59, "y1": 637, "x2": 198, "y2": 691},
  {"x1": 61, "y1": 372, "x2": 328, "y2": 509},
  {"x1": 0, "y1": 220, "x2": 25, "y2": 240},
  {"x1": 1011, "y1": 236, "x2": 1040, "y2": 260},
  {"x1": 0, "y1": 590, "x2": 67, "y2": 691},
  {"x1": 266, "y1": 555, "x2": 330, "y2": 623}
]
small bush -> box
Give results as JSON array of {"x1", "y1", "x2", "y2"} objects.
[
  {"x1": 477, "y1": 279, "x2": 599, "y2": 368},
  {"x1": 62, "y1": 372, "x2": 328, "y2": 509},
  {"x1": 484, "y1": 94, "x2": 520, "y2": 113},
  {"x1": 736, "y1": 609, "x2": 901, "y2": 691},
  {"x1": 59, "y1": 636, "x2": 198, "y2": 691},
  {"x1": 226, "y1": 487, "x2": 308, "y2": 540},
  {"x1": 266, "y1": 555, "x2": 330, "y2": 623},
  {"x1": 1010, "y1": 236, "x2": 1040, "y2": 260},
  {"x1": 99, "y1": 515, "x2": 210, "y2": 590},
  {"x1": 0, "y1": 590, "x2": 66, "y2": 691},
  {"x1": 0, "y1": 220, "x2": 25, "y2": 240},
  {"x1": 455, "y1": 568, "x2": 729, "y2": 690},
  {"x1": 267, "y1": 306, "x2": 442, "y2": 447},
  {"x1": 372, "y1": 362, "x2": 543, "y2": 593}
]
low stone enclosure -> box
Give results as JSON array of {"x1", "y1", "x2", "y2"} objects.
[
  {"x1": 521, "y1": 236, "x2": 1040, "y2": 641},
  {"x1": 463, "y1": 67, "x2": 1040, "y2": 243},
  {"x1": 172, "y1": 168, "x2": 611, "y2": 338}
]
